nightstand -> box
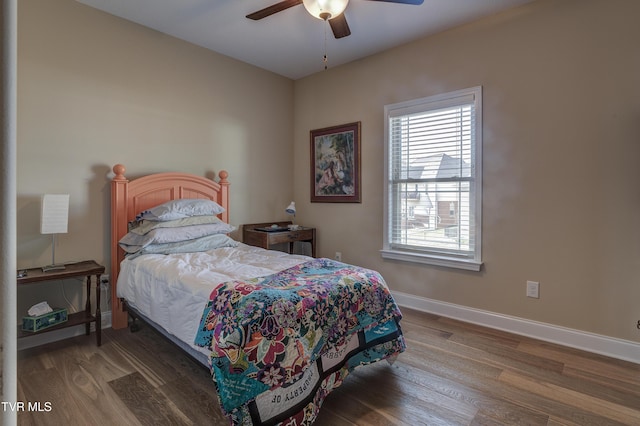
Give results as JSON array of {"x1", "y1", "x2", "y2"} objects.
[
  {"x1": 17, "y1": 260, "x2": 105, "y2": 346},
  {"x1": 243, "y1": 222, "x2": 316, "y2": 257}
]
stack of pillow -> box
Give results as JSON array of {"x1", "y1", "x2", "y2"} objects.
[{"x1": 119, "y1": 199, "x2": 238, "y2": 258}]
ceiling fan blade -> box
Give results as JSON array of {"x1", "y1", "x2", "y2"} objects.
[
  {"x1": 364, "y1": 0, "x2": 424, "y2": 4},
  {"x1": 246, "y1": 0, "x2": 303, "y2": 20},
  {"x1": 329, "y1": 14, "x2": 351, "y2": 39}
]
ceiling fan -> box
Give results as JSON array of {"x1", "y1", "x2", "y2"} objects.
[{"x1": 246, "y1": 0, "x2": 424, "y2": 39}]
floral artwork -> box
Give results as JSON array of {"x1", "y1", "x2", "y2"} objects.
[{"x1": 310, "y1": 122, "x2": 361, "y2": 203}]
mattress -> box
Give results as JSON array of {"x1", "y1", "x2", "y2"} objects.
[{"x1": 116, "y1": 243, "x2": 311, "y2": 357}]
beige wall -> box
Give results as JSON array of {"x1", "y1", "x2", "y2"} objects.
[
  {"x1": 16, "y1": 0, "x2": 640, "y2": 345},
  {"x1": 17, "y1": 0, "x2": 294, "y2": 317},
  {"x1": 294, "y1": 0, "x2": 640, "y2": 342}
]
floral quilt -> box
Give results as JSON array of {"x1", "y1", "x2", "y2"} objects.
[{"x1": 194, "y1": 258, "x2": 405, "y2": 425}]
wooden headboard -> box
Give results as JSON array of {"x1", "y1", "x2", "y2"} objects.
[{"x1": 110, "y1": 164, "x2": 230, "y2": 329}]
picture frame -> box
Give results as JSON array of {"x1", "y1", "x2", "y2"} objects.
[{"x1": 310, "y1": 121, "x2": 361, "y2": 203}]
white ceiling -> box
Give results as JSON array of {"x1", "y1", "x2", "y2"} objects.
[{"x1": 75, "y1": 0, "x2": 533, "y2": 80}]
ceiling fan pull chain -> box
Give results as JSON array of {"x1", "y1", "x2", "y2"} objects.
[{"x1": 323, "y1": 20, "x2": 328, "y2": 70}]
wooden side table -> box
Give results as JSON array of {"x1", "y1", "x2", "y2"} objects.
[
  {"x1": 17, "y1": 260, "x2": 105, "y2": 346},
  {"x1": 243, "y1": 221, "x2": 316, "y2": 257}
]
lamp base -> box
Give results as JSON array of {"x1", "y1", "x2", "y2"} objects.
[{"x1": 42, "y1": 264, "x2": 66, "y2": 272}]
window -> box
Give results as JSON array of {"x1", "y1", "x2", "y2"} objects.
[{"x1": 382, "y1": 86, "x2": 482, "y2": 271}]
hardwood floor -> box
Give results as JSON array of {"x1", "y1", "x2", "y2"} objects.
[{"x1": 17, "y1": 308, "x2": 640, "y2": 425}]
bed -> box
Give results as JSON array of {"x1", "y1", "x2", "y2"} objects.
[{"x1": 110, "y1": 164, "x2": 406, "y2": 425}]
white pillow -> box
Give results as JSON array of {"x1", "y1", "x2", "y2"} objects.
[
  {"x1": 136, "y1": 199, "x2": 225, "y2": 222},
  {"x1": 130, "y1": 215, "x2": 223, "y2": 235},
  {"x1": 126, "y1": 234, "x2": 239, "y2": 258},
  {"x1": 119, "y1": 222, "x2": 236, "y2": 253}
]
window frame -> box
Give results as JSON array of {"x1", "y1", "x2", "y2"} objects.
[{"x1": 381, "y1": 86, "x2": 483, "y2": 271}]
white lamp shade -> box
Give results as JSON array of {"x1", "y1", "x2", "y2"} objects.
[
  {"x1": 302, "y1": 0, "x2": 349, "y2": 20},
  {"x1": 40, "y1": 194, "x2": 69, "y2": 234},
  {"x1": 285, "y1": 201, "x2": 296, "y2": 215}
]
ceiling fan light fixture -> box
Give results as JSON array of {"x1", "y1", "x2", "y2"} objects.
[{"x1": 302, "y1": 0, "x2": 349, "y2": 20}]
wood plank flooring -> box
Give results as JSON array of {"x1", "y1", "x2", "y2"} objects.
[{"x1": 17, "y1": 308, "x2": 640, "y2": 425}]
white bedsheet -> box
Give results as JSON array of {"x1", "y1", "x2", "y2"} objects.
[{"x1": 116, "y1": 243, "x2": 311, "y2": 356}]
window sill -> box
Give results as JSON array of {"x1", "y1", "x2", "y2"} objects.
[{"x1": 380, "y1": 249, "x2": 483, "y2": 271}]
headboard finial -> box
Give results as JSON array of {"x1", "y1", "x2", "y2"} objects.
[
  {"x1": 113, "y1": 164, "x2": 126, "y2": 180},
  {"x1": 219, "y1": 170, "x2": 229, "y2": 183}
]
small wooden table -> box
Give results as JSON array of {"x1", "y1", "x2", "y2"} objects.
[
  {"x1": 17, "y1": 260, "x2": 105, "y2": 346},
  {"x1": 243, "y1": 222, "x2": 316, "y2": 257}
]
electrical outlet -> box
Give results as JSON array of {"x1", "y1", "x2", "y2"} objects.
[
  {"x1": 526, "y1": 281, "x2": 539, "y2": 299},
  {"x1": 100, "y1": 274, "x2": 110, "y2": 290},
  {"x1": 335, "y1": 252, "x2": 342, "y2": 262}
]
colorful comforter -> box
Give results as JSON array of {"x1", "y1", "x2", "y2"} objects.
[{"x1": 195, "y1": 258, "x2": 405, "y2": 425}]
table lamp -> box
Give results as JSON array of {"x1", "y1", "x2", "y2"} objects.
[
  {"x1": 285, "y1": 201, "x2": 296, "y2": 227},
  {"x1": 41, "y1": 194, "x2": 69, "y2": 272}
]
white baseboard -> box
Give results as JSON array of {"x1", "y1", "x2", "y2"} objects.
[
  {"x1": 19, "y1": 298, "x2": 640, "y2": 364},
  {"x1": 99, "y1": 310, "x2": 112, "y2": 329},
  {"x1": 393, "y1": 291, "x2": 640, "y2": 364},
  {"x1": 17, "y1": 310, "x2": 112, "y2": 351}
]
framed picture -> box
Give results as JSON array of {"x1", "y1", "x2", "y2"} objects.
[{"x1": 310, "y1": 121, "x2": 361, "y2": 203}]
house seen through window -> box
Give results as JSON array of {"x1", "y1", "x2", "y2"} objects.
[{"x1": 382, "y1": 86, "x2": 483, "y2": 271}]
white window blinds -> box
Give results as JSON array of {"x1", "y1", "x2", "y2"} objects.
[{"x1": 382, "y1": 87, "x2": 482, "y2": 270}]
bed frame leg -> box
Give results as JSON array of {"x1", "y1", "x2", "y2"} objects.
[
  {"x1": 130, "y1": 320, "x2": 140, "y2": 333},
  {"x1": 129, "y1": 314, "x2": 140, "y2": 333}
]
